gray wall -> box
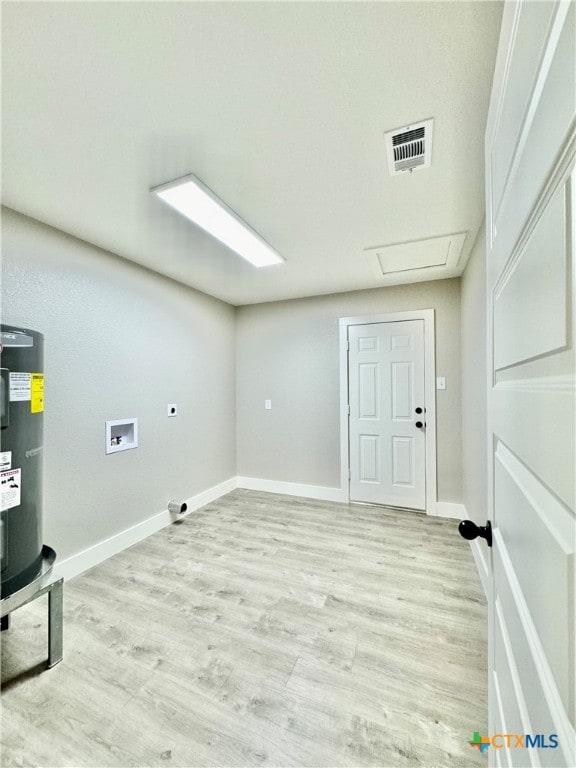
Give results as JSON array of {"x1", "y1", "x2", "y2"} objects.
[
  {"x1": 1, "y1": 204, "x2": 468, "y2": 570},
  {"x1": 460, "y1": 226, "x2": 487, "y2": 524},
  {"x1": 236, "y1": 279, "x2": 462, "y2": 503},
  {"x1": 1, "y1": 207, "x2": 236, "y2": 561}
]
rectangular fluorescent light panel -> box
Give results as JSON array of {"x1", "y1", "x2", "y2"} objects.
[{"x1": 152, "y1": 174, "x2": 283, "y2": 268}]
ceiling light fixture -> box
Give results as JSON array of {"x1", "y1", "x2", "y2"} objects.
[{"x1": 151, "y1": 173, "x2": 284, "y2": 268}]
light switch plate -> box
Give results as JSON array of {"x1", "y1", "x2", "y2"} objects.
[
  {"x1": 265, "y1": 400, "x2": 272, "y2": 410},
  {"x1": 167, "y1": 404, "x2": 178, "y2": 417},
  {"x1": 436, "y1": 377, "x2": 446, "y2": 390}
]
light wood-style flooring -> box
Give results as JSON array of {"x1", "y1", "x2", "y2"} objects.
[{"x1": 1, "y1": 490, "x2": 487, "y2": 767}]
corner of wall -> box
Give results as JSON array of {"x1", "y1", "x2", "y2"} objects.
[
  {"x1": 431, "y1": 501, "x2": 466, "y2": 519},
  {"x1": 434, "y1": 502, "x2": 489, "y2": 599},
  {"x1": 55, "y1": 477, "x2": 238, "y2": 581}
]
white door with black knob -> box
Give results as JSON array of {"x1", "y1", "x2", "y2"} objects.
[
  {"x1": 480, "y1": 2, "x2": 575, "y2": 766},
  {"x1": 348, "y1": 320, "x2": 426, "y2": 510}
]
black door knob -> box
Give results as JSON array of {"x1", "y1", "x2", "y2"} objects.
[
  {"x1": 415, "y1": 407, "x2": 423, "y2": 414},
  {"x1": 458, "y1": 519, "x2": 492, "y2": 547},
  {"x1": 415, "y1": 421, "x2": 423, "y2": 428}
]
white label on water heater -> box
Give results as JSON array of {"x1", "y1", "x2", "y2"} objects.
[
  {"x1": 9, "y1": 372, "x2": 31, "y2": 401},
  {"x1": 1, "y1": 468, "x2": 21, "y2": 511},
  {"x1": 0, "y1": 452, "x2": 11, "y2": 471}
]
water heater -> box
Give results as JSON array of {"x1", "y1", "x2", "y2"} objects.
[{"x1": 1, "y1": 326, "x2": 45, "y2": 598}]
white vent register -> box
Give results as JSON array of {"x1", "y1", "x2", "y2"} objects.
[{"x1": 385, "y1": 118, "x2": 433, "y2": 175}]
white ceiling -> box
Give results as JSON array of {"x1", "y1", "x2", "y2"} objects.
[{"x1": 1, "y1": 1, "x2": 503, "y2": 306}]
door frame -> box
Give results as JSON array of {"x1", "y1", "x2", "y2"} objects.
[{"x1": 339, "y1": 309, "x2": 437, "y2": 514}]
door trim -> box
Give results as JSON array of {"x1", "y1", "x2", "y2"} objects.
[{"x1": 339, "y1": 309, "x2": 437, "y2": 514}]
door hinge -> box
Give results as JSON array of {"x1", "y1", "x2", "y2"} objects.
[
  {"x1": 345, "y1": 340, "x2": 350, "y2": 351},
  {"x1": 347, "y1": 404, "x2": 351, "y2": 415},
  {"x1": 348, "y1": 468, "x2": 351, "y2": 480}
]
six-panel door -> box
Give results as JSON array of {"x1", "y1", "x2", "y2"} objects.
[{"x1": 348, "y1": 320, "x2": 426, "y2": 510}]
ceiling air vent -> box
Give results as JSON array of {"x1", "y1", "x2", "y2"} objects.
[{"x1": 385, "y1": 118, "x2": 433, "y2": 176}]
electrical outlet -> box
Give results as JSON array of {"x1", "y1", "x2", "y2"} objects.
[{"x1": 167, "y1": 404, "x2": 178, "y2": 417}]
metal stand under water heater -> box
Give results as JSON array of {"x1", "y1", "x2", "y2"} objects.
[{"x1": 1, "y1": 326, "x2": 56, "y2": 624}]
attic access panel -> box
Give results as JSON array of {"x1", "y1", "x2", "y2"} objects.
[{"x1": 365, "y1": 232, "x2": 467, "y2": 277}]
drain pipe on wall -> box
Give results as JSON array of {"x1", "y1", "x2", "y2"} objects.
[{"x1": 168, "y1": 500, "x2": 188, "y2": 520}]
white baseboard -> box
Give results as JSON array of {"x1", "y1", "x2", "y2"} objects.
[
  {"x1": 430, "y1": 501, "x2": 467, "y2": 519},
  {"x1": 54, "y1": 477, "x2": 343, "y2": 583},
  {"x1": 53, "y1": 480, "x2": 489, "y2": 604},
  {"x1": 54, "y1": 477, "x2": 237, "y2": 582},
  {"x1": 436, "y1": 503, "x2": 489, "y2": 599},
  {"x1": 469, "y1": 537, "x2": 489, "y2": 599},
  {"x1": 236, "y1": 476, "x2": 347, "y2": 503}
]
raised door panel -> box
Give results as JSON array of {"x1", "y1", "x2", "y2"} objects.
[
  {"x1": 489, "y1": 2, "x2": 556, "y2": 221},
  {"x1": 358, "y1": 336, "x2": 378, "y2": 353},
  {"x1": 495, "y1": 442, "x2": 574, "y2": 715},
  {"x1": 488, "y1": 2, "x2": 574, "y2": 272},
  {"x1": 491, "y1": 175, "x2": 574, "y2": 511},
  {"x1": 494, "y1": 184, "x2": 567, "y2": 371},
  {"x1": 392, "y1": 437, "x2": 414, "y2": 488},
  {"x1": 358, "y1": 363, "x2": 379, "y2": 420},
  {"x1": 359, "y1": 435, "x2": 379, "y2": 483},
  {"x1": 494, "y1": 556, "x2": 564, "y2": 766},
  {"x1": 391, "y1": 362, "x2": 413, "y2": 421},
  {"x1": 390, "y1": 333, "x2": 412, "y2": 351}
]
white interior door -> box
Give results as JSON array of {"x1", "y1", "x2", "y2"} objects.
[
  {"x1": 485, "y1": 2, "x2": 575, "y2": 766},
  {"x1": 348, "y1": 320, "x2": 426, "y2": 510}
]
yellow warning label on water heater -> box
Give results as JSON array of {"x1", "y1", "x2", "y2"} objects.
[{"x1": 31, "y1": 373, "x2": 44, "y2": 413}]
